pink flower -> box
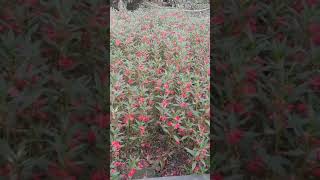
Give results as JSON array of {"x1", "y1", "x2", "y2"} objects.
[
  {"x1": 128, "y1": 168, "x2": 136, "y2": 178},
  {"x1": 292, "y1": 0, "x2": 304, "y2": 13},
  {"x1": 41, "y1": 25, "x2": 59, "y2": 41},
  {"x1": 181, "y1": 92, "x2": 187, "y2": 98},
  {"x1": 180, "y1": 102, "x2": 188, "y2": 108},
  {"x1": 15, "y1": 79, "x2": 28, "y2": 90},
  {"x1": 246, "y1": 157, "x2": 265, "y2": 175},
  {"x1": 0, "y1": 25, "x2": 5, "y2": 33},
  {"x1": 32, "y1": 173, "x2": 46, "y2": 180},
  {"x1": 48, "y1": 164, "x2": 69, "y2": 177},
  {"x1": 112, "y1": 141, "x2": 121, "y2": 151},
  {"x1": 142, "y1": 35, "x2": 150, "y2": 44},
  {"x1": 0, "y1": 163, "x2": 11, "y2": 176},
  {"x1": 90, "y1": 170, "x2": 108, "y2": 180},
  {"x1": 242, "y1": 83, "x2": 257, "y2": 95},
  {"x1": 96, "y1": 114, "x2": 108, "y2": 128},
  {"x1": 309, "y1": 23, "x2": 320, "y2": 45},
  {"x1": 178, "y1": 128, "x2": 185, "y2": 136},
  {"x1": 287, "y1": 104, "x2": 295, "y2": 112},
  {"x1": 193, "y1": 165, "x2": 200, "y2": 173},
  {"x1": 296, "y1": 103, "x2": 308, "y2": 116},
  {"x1": 58, "y1": 56, "x2": 75, "y2": 70},
  {"x1": 139, "y1": 126, "x2": 145, "y2": 135},
  {"x1": 156, "y1": 68, "x2": 165, "y2": 74},
  {"x1": 136, "y1": 51, "x2": 144, "y2": 58},
  {"x1": 187, "y1": 111, "x2": 193, "y2": 118},
  {"x1": 227, "y1": 129, "x2": 244, "y2": 145},
  {"x1": 65, "y1": 159, "x2": 83, "y2": 176},
  {"x1": 125, "y1": 114, "x2": 134, "y2": 122},
  {"x1": 316, "y1": 149, "x2": 320, "y2": 161},
  {"x1": 176, "y1": 139, "x2": 180, "y2": 144},
  {"x1": 138, "y1": 115, "x2": 150, "y2": 122},
  {"x1": 160, "y1": 115, "x2": 167, "y2": 121},
  {"x1": 138, "y1": 161, "x2": 144, "y2": 169},
  {"x1": 115, "y1": 39, "x2": 121, "y2": 46},
  {"x1": 174, "y1": 116, "x2": 181, "y2": 121},
  {"x1": 113, "y1": 162, "x2": 123, "y2": 167},
  {"x1": 276, "y1": 32, "x2": 284, "y2": 42},
  {"x1": 185, "y1": 82, "x2": 192, "y2": 88},
  {"x1": 308, "y1": 23, "x2": 320, "y2": 35},
  {"x1": 141, "y1": 143, "x2": 151, "y2": 148},
  {"x1": 311, "y1": 33, "x2": 320, "y2": 45},
  {"x1": 215, "y1": 62, "x2": 229, "y2": 74},
  {"x1": 165, "y1": 89, "x2": 171, "y2": 95},
  {"x1": 161, "y1": 99, "x2": 169, "y2": 108},
  {"x1": 138, "y1": 97, "x2": 145, "y2": 105},
  {"x1": 307, "y1": 0, "x2": 319, "y2": 6},
  {"x1": 128, "y1": 79, "x2": 134, "y2": 84},
  {"x1": 212, "y1": 173, "x2": 224, "y2": 180},
  {"x1": 174, "y1": 123, "x2": 180, "y2": 129},
  {"x1": 87, "y1": 130, "x2": 96, "y2": 144},
  {"x1": 148, "y1": 100, "x2": 154, "y2": 105},
  {"x1": 211, "y1": 14, "x2": 224, "y2": 25},
  {"x1": 310, "y1": 75, "x2": 320, "y2": 91},
  {"x1": 312, "y1": 168, "x2": 320, "y2": 177},
  {"x1": 163, "y1": 83, "x2": 169, "y2": 89},
  {"x1": 126, "y1": 36, "x2": 133, "y2": 44},
  {"x1": 161, "y1": 31, "x2": 167, "y2": 38},
  {"x1": 246, "y1": 69, "x2": 257, "y2": 83}
]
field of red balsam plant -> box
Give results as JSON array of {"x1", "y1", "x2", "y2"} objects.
[{"x1": 110, "y1": 8, "x2": 210, "y2": 179}]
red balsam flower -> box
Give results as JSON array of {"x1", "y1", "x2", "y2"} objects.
[
  {"x1": 90, "y1": 170, "x2": 108, "y2": 180},
  {"x1": 246, "y1": 157, "x2": 265, "y2": 175},
  {"x1": 58, "y1": 56, "x2": 75, "y2": 70},
  {"x1": 128, "y1": 168, "x2": 136, "y2": 178},
  {"x1": 227, "y1": 129, "x2": 244, "y2": 145},
  {"x1": 112, "y1": 141, "x2": 121, "y2": 151}
]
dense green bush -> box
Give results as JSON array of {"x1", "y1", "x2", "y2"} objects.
[
  {"x1": 0, "y1": 0, "x2": 109, "y2": 179},
  {"x1": 213, "y1": 0, "x2": 320, "y2": 179},
  {"x1": 111, "y1": 8, "x2": 209, "y2": 179}
]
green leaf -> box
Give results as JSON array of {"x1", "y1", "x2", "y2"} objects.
[
  {"x1": 0, "y1": 139, "x2": 15, "y2": 161},
  {"x1": 192, "y1": 161, "x2": 197, "y2": 171},
  {"x1": 173, "y1": 135, "x2": 179, "y2": 142},
  {"x1": 184, "y1": 147, "x2": 195, "y2": 156},
  {"x1": 267, "y1": 155, "x2": 290, "y2": 176},
  {"x1": 161, "y1": 126, "x2": 169, "y2": 134},
  {"x1": 284, "y1": 149, "x2": 305, "y2": 157}
]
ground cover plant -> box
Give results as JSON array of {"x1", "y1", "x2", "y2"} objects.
[
  {"x1": 212, "y1": 0, "x2": 320, "y2": 179},
  {"x1": 110, "y1": 8, "x2": 210, "y2": 179},
  {"x1": 0, "y1": 0, "x2": 109, "y2": 179}
]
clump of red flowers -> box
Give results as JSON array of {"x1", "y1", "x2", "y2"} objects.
[
  {"x1": 309, "y1": 22, "x2": 320, "y2": 46},
  {"x1": 128, "y1": 168, "x2": 136, "y2": 178},
  {"x1": 58, "y1": 56, "x2": 75, "y2": 70},
  {"x1": 227, "y1": 129, "x2": 244, "y2": 145}
]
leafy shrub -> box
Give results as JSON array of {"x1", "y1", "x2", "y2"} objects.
[
  {"x1": 213, "y1": 0, "x2": 320, "y2": 179},
  {"x1": 110, "y1": 8, "x2": 210, "y2": 179},
  {"x1": 0, "y1": 0, "x2": 108, "y2": 179}
]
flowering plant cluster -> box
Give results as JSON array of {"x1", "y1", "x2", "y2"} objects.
[
  {"x1": 212, "y1": 0, "x2": 320, "y2": 179},
  {"x1": 0, "y1": 1, "x2": 108, "y2": 179},
  {"x1": 110, "y1": 8, "x2": 209, "y2": 179}
]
